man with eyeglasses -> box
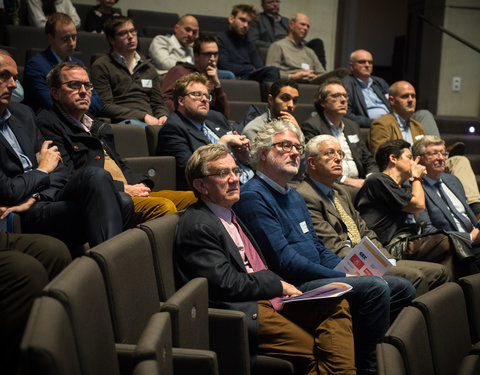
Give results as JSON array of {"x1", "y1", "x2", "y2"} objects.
[
  {"x1": 301, "y1": 78, "x2": 378, "y2": 191},
  {"x1": 37, "y1": 61, "x2": 197, "y2": 225},
  {"x1": 296, "y1": 134, "x2": 448, "y2": 295},
  {"x1": 24, "y1": 12, "x2": 102, "y2": 115},
  {"x1": 157, "y1": 72, "x2": 252, "y2": 190},
  {"x1": 413, "y1": 136, "x2": 480, "y2": 264},
  {"x1": 242, "y1": 79, "x2": 299, "y2": 141},
  {"x1": 91, "y1": 16, "x2": 168, "y2": 126},
  {"x1": 234, "y1": 120, "x2": 415, "y2": 375},
  {"x1": 161, "y1": 34, "x2": 230, "y2": 116},
  {"x1": 0, "y1": 51, "x2": 133, "y2": 249}
]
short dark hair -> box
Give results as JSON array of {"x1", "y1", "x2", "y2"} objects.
[
  {"x1": 104, "y1": 15, "x2": 134, "y2": 40},
  {"x1": 375, "y1": 139, "x2": 411, "y2": 171},
  {"x1": 45, "y1": 13, "x2": 74, "y2": 36},
  {"x1": 314, "y1": 77, "x2": 345, "y2": 114},
  {"x1": 46, "y1": 62, "x2": 88, "y2": 89},
  {"x1": 193, "y1": 34, "x2": 218, "y2": 54},
  {"x1": 173, "y1": 72, "x2": 210, "y2": 110},
  {"x1": 268, "y1": 79, "x2": 298, "y2": 99},
  {"x1": 231, "y1": 4, "x2": 257, "y2": 20}
]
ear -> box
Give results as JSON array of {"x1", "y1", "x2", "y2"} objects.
[
  {"x1": 388, "y1": 95, "x2": 394, "y2": 107},
  {"x1": 267, "y1": 94, "x2": 273, "y2": 107},
  {"x1": 174, "y1": 23, "x2": 180, "y2": 34},
  {"x1": 177, "y1": 96, "x2": 185, "y2": 108},
  {"x1": 388, "y1": 153, "x2": 397, "y2": 165},
  {"x1": 228, "y1": 15, "x2": 234, "y2": 25},
  {"x1": 50, "y1": 86, "x2": 60, "y2": 102},
  {"x1": 192, "y1": 178, "x2": 208, "y2": 196},
  {"x1": 306, "y1": 156, "x2": 316, "y2": 170}
]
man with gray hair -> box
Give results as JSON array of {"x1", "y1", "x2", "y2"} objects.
[
  {"x1": 413, "y1": 136, "x2": 480, "y2": 264},
  {"x1": 234, "y1": 119, "x2": 415, "y2": 374},
  {"x1": 296, "y1": 134, "x2": 448, "y2": 295}
]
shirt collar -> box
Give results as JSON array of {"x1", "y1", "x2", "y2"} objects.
[
  {"x1": 393, "y1": 112, "x2": 408, "y2": 129},
  {"x1": 310, "y1": 177, "x2": 332, "y2": 197},
  {"x1": 72, "y1": 113, "x2": 94, "y2": 132},
  {"x1": 113, "y1": 50, "x2": 141, "y2": 69},
  {"x1": 257, "y1": 170, "x2": 291, "y2": 195},
  {"x1": 50, "y1": 48, "x2": 72, "y2": 63},
  {"x1": 355, "y1": 76, "x2": 372, "y2": 88},
  {"x1": 0, "y1": 108, "x2": 11, "y2": 128},
  {"x1": 323, "y1": 113, "x2": 343, "y2": 133},
  {"x1": 423, "y1": 175, "x2": 440, "y2": 187},
  {"x1": 204, "y1": 200, "x2": 233, "y2": 223}
]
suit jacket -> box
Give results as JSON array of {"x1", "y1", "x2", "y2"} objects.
[
  {"x1": 297, "y1": 178, "x2": 386, "y2": 258},
  {"x1": 0, "y1": 103, "x2": 68, "y2": 205},
  {"x1": 343, "y1": 74, "x2": 390, "y2": 128},
  {"x1": 417, "y1": 173, "x2": 476, "y2": 241},
  {"x1": 174, "y1": 200, "x2": 283, "y2": 355},
  {"x1": 156, "y1": 110, "x2": 231, "y2": 190},
  {"x1": 23, "y1": 47, "x2": 102, "y2": 115},
  {"x1": 37, "y1": 104, "x2": 151, "y2": 192},
  {"x1": 301, "y1": 112, "x2": 378, "y2": 178},
  {"x1": 369, "y1": 113, "x2": 426, "y2": 156}
]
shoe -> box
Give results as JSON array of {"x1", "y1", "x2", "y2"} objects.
[{"x1": 446, "y1": 141, "x2": 465, "y2": 157}]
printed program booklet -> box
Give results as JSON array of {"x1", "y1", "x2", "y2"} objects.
[
  {"x1": 333, "y1": 236, "x2": 392, "y2": 276},
  {"x1": 281, "y1": 282, "x2": 352, "y2": 305}
]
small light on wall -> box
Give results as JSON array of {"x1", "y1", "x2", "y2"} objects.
[{"x1": 468, "y1": 126, "x2": 476, "y2": 134}]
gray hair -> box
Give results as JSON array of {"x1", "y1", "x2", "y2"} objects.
[
  {"x1": 250, "y1": 120, "x2": 305, "y2": 169},
  {"x1": 412, "y1": 135, "x2": 445, "y2": 158},
  {"x1": 305, "y1": 134, "x2": 338, "y2": 159}
]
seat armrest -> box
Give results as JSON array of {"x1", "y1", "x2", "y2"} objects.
[
  {"x1": 172, "y1": 348, "x2": 218, "y2": 375},
  {"x1": 124, "y1": 156, "x2": 176, "y2": 191},
  {"x1": 115, "y1": 343, "x2": 136, "y2": 375}
]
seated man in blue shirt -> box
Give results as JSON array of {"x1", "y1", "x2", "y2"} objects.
[{"x1": 234, "y1": 119, "x2": 415, "y2": 375}]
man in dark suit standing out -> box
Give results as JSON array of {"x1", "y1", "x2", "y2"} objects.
[
  {"x1": 296, "y1": 134, "x2": 448, "y2": 295},
  {"x1": 157, "y1": 72, "x2": 252, "y2": 190},
  {"x1": 301, "y1": 77, "x2": 378, "y2": 191},
  {"x1": 0, "y1": 51, "x2": 132, "y2": 248},
  {"x1": 413, "y1": 135, "x2": 480, "y2": 264},
  {"x1": 175, "y1": 143, "x2": 356, "y2": 374}
]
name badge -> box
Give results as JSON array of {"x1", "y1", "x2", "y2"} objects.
[
  {"x1": 141, "y1": 79, "x2": 152, "y2": 88},
  {"x1": 301, "y1": 63, "x2": 310, "y2": 70},
  {"x1": 347, "y1": 134, "x2": 359, "y2": 143},
  {"x1": 414, "y1": 134, "x2": 424, "y2": 140},
  {"x1": 299, "y1": 221, "x2": 309, "y2": 233}
]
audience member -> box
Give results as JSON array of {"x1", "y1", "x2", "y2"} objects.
[
  {"x1": 84, "y1": 0, "x2": 122, "y2": 33},
  {"x1": 413, "y1": 136, "x2": 480, "y2": 263},
  {"x1": 161, "y1": 35, "x2": 229, "y2": 116},
  {"x1": 297, "y1": 135, "x2": 449, "y2": 295},
  {"x1": 266, "y1": 13, "x2": 347, "y2": 84},
  {"x1": 37, "y1": 62, "x2": 197, "y2": 225},
  {"x1": 234, "y1": 120, "x2": 415, "y2": 374},
  {"x1": 91, "y1": 16, "x2": 168, "y2": 126},
  {"x1": 370, "y1": 80, "x2": 480, "y2": 214},
  {"x1": 149, "y1": 14, "x2": 199, "y2": 75},
  {"x1": 355, "y1": 139, "x2": 475, "y2": 280},
  {"x1": 242, "y1": 79, "x2": 299, "y2": 141},
  {"x1": 175, "y1": 143, "x2": 356, "y2": 375},
  {"x1": 248, "y1": 0, "x2": 327, "y2": 67},
  {"x1": 23, "y1": 12, "x2": 102, "y2": 115},
  {"x1": 0, "y1": 232, "x2": 71, "y2": 373},
  {"x1": 217, "y1": 4, "x2": 279, "y2": 83},
  {"x1": 157, "y1": 73, "x2": 252, "y2": 190},
  {"x1": 0, "y1": 50, "x2": 133, "y2": 248},
  {"x1": 27, "y1": 0, "x2": 80, "y2": 28},
  {"x1": 301, "y1": 78, "x2": 378, "y2": 191}
]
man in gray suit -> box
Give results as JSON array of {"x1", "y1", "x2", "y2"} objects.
[
  {"x1": 413, "y1": 135, "x2": 480, "y2": 264},
  {"x1": 296, "y1": 134, "x2": 449, "y2": 295}
]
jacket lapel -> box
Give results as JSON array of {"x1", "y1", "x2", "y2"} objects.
[{"x1": 424, "y1": 182, "x2": 458, "y2": 229}]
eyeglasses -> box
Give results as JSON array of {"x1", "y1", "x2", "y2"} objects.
[
  {"x1": 198, "y1": 51, "x2": 219, "y2": 57},
  {"x1": 272, "y1": 141, "x2": 304, "y2": 154},
  {"x1": 322, "y1": 149, "x2": 346, "y2": 160},
  {"x1": 204, "y1": 168, "x2": 244, "y2": 180},
  {"x1": 62, "y1": 80, "x2": 94, "y2": 91},
  {"x1": 115, "y1": 28, "x2": 137, "y2": 37},
  {"x1": 422, "y1": 151, "x2": 447, "y2": 158},
  {"x1": 355, "y1": 59, "x2": 373, "y2": 65},
  {"x1": 0, "y1": 71, "x2": 17, "y2": 83},
  {"x1": 329, "y1": 93, "x2": 349, "y2": 101},
  {"x1": 59, "y1": 34, "x2": 77, "y2": 43},
  {"x1": 185, "y1": 91, "x2": 212, "y2": 102}
]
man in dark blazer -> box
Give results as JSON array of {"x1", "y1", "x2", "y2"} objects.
[
  {"x1": 175, "y1": 143, "x2": 356, "y2": 374},
  {"x1": 23, "y1": 12, "x2": 102, "y2": 114},
  {"x1": 0, "y1": 51, "x2": 132, "y2": 248},
  {"x1": 413, "y1": 136, "x2": 480, "y2": 263},
  {"x1": 297, "y1": 134, "x2": 449, "y2": 295},
  {"x1": 157, "y1": 72, "x2": 252, "y2": 190},
  {"x1": 301, "y1": 77, "x2": 378, "y2": 191}
]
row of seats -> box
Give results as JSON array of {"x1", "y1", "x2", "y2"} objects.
[
  {"x1": 377, "y1": 276, "x2": 480, "y2": 375},
  {"x1": 21, "y1": 212, "x2": 294, "y2": 375}
]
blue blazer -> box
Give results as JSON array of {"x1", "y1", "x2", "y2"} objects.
[
  {"x1": 417, "y1": 173, "x2": 476, "y2": 241},
  {"x1": 23, "y1": 48, "x2": 102, "y2": 115}
]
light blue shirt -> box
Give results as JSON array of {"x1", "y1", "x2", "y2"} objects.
[
  {"x1": 357, "y1": 77, "x2": 389, "y2": 120},
  {"x1": 256, "y1": 171, "x2": 290, "y2": 195},
  {"x1": 0, "y1": 109, "x2": 33, "y2": 172},
  {"x1": 393, "y1": 112, "x2": 414, "y2": 146}
]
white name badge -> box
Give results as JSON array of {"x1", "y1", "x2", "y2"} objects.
[
  {"x1": 301, "y1": 63, "x2": 310, "y2": 70},
  {"x1": 299, "y1": 221, "x2": 309, "y2": 233},
  {"x1": 347, "y1": 134, "x2": 360, "y2": 143},
  {"x1": 414, "y1": 134, "x2": 424, "y2": 140},
  {"x1": 141, "y1": 79, "x2": 152, "y2": 88}
]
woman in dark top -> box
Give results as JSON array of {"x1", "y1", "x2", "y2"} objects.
[{"x1": 84, "y1": 0, "x2": 121, "y2": 33}]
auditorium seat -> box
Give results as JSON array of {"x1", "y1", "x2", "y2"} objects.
[
  {"x1": 220, "y1": 79, "x2": 262, "y2": 102},
  {"x1": 459, "y1": 273, "x2": 480, "y2": 345},
  {"x1": 127, "y1": 9, "x2": 178, "y2": 37},
  {"x1": 4, "y1": 25, "x2": 47, "y2": 67},
  {"x1": 191, "y1": 14, "x2": 228, "y2": 34}
]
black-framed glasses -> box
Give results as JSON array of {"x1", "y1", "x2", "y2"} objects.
[
  {"x1": 62, "y1": 80, "x2": 94, "y2": 91},
  {"x1": 115, "y1": 28, "x2": 137, "y2": 37},
  {"x1": 59, "y1": 34, "x2": 77, "y2": 43},
  {"x1": 186, "y1": 91, "x2": 212, "y2": 102},
  {"x1": 322, "y1": 149, "x2": 346, "y2": 160},
  {"x1": 204, "y1": 168, "x2": 244, "y2": 180},
  {"x1": 272, "y1": 141, "x2": 304, "y2": 154},
  {"x1": 198, "y1": 51, "x2": 219, "y2": 57}
]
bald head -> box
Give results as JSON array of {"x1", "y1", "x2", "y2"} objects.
[
  {"x1": 174, "y1": 15, "x2": 199, "y2": 48},
  {"x1": 388, "y1": 81, "x2": 416, "y2": 120},
  {"x1": 349, "y1": 49, "x2": 373, "y2": 82},
  {"x1": 288, "y1": 13, "x2": 310, "y2": 44}
]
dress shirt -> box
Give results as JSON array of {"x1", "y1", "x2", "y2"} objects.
[
  {"x1": 393, "y1": 112, "x2": 414, "y2": 146},
  {"x1": 358, "y1": 77, "x2": 389, "y2": 120},
  {"x1": 0, "y1": 109, "x2": 33, "y2": 172},
  {"x1": 112, "y1": 51, "x2": 141, "y2": 73},
  {"x1": 50, "y1": 49, "x2": 73, "y2": 63},
  {"x1": 257, "y1": 170, "x2": 290, "y2": 195}
]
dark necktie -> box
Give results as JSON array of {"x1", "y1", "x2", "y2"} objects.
[{"x1": 435, "y1": 181, "x2": 473, "y2": 232}]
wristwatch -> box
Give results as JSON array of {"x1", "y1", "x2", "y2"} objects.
[
  {"x1": 409, "y1": 176, "x2": 423, "y2": 183},
  {"x1": 31, "y1": 193, "x2": 41, "y2": 201}
]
